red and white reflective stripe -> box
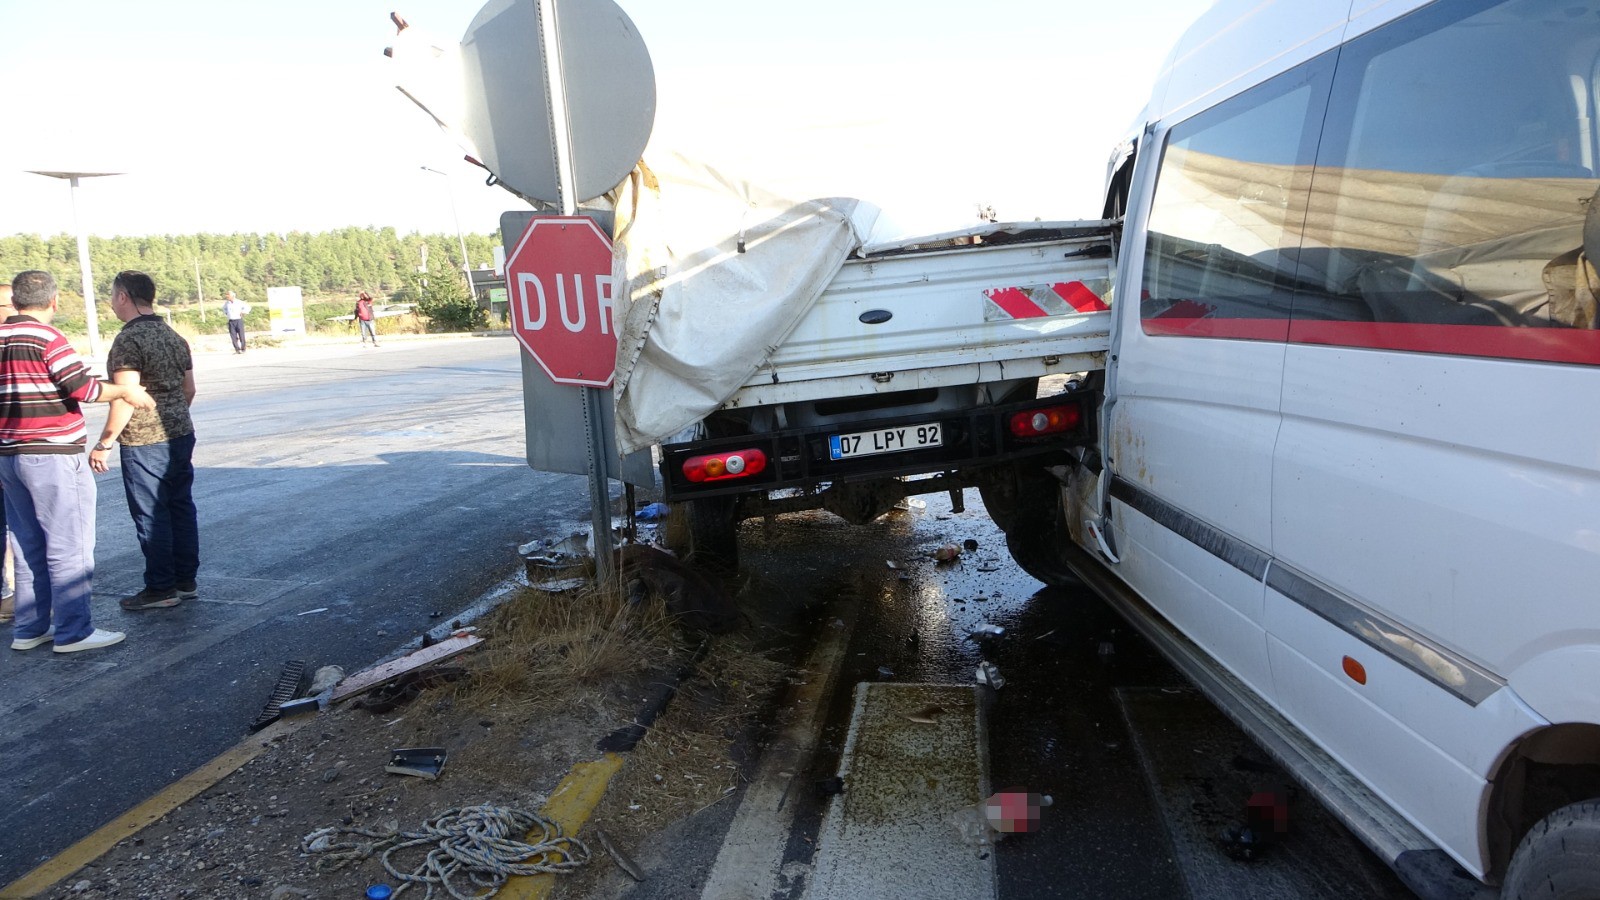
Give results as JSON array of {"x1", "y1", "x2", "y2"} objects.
[{"x1": 983, "y1": 280, "x2": 1110, "y2": 320}]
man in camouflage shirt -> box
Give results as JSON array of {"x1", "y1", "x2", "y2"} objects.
[{"x1": 90, "y1": 271, "x2": 200, "y2": 610}]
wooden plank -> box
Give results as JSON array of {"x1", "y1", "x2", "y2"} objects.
[{"x1": 330, "y1": 634, "x2": 485, "y2": 702}]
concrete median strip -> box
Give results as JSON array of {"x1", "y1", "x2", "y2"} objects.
[{"x1": 806, "y1": 683, "x2": 995, "y2": 900}]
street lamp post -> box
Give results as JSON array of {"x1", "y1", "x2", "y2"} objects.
[
  {"x1": 419, "y1": 166, "x2": 474, "y2": 296},
  {"x1": 28, "y1": 170, "x2": 122, "y2": 359}
]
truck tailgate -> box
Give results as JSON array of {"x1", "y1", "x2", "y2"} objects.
[{"x1": 727, "y1": 227, "x2": 1115, "y2": 409}]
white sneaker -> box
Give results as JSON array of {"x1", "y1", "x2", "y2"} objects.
[
  {"x1": 53, "y1": 628, "x2": 125, "y2": 654},
  {"x1": 11, "y1": 627, "x2": 55, "y2": 650}
]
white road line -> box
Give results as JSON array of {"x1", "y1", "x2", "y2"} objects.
[{"x1": 700, "y1": 594, "x2": 862, "y2": 900}]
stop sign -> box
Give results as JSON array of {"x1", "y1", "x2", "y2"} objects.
[{"x1": 506, "y1": 216, "x2": 617, "y2": 387}]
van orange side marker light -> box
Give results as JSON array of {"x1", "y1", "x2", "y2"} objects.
[{"x1": 1342, "y1": 655, "x2": 1367, "y2": 685}]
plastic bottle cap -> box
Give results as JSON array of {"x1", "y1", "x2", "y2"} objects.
[{"x1": 366, "y1": 887, "x2": 393, "y2": 900}]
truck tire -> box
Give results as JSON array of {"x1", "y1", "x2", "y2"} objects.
[
  {"x1": 682, "y1": 495, "x2": 740, "y2": 573},
  {"x1": 989, "y1": 464, "x2": 1081, "y2": 588},
  {"x1": 1502, "y1": 799, "x2": 1600, "y2": 899}
]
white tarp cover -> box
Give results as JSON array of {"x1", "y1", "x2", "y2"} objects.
[{"x1": 611, "y1": 153, "x2": 874, "y2": 454}]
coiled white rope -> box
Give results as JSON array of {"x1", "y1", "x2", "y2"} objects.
[{"x1": 302, "y1": 803, "x2": 590, "y2": 899}]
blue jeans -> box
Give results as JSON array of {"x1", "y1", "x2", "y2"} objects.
[
  {"x1": 0, "y1": 453, "x2": 97, "y2": 644},
  {"x1": 359, "y1": 319, "x2": 378, "y2": 343},
  {"x1": 120, "y1": 434, "x2": 199, "y2": 592}
]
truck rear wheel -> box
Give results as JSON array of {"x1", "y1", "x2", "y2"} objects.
[
  {"x1": 672, "y1": 495, "x2": 740, "y2": 573},
  {"x1": 983, "y1": 464, "x2": 1080, "y2": 588},
  {"x1": 1502, "y1": 799, "x2": 1600, "y2": 899}
]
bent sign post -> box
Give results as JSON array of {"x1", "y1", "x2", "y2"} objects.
[{"x1": 507, "y1": 216, "x2": 616, "y2": 387}]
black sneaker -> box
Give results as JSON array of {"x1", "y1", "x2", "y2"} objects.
[
  {"x1": 176, "y1": 582, "x2": 199, "y2": 600},
  {"x1": 120, "y1": 587, "x2": 181, "y2": 610}
]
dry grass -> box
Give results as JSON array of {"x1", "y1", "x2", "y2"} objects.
[{"x1": 454, "y1": 582, "x2": 684, "y2": 715}]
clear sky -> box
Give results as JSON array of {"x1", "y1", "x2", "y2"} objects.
[{"x1": 0, "y1": 0, "x2": 1212, "y2": 241}]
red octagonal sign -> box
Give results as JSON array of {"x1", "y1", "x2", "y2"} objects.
[{"x1": 506, "y1": 216, "x2": 617, "y2": 387}]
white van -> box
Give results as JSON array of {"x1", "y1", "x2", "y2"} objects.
[{"x1": 997, "y1": 0, "x2": 1600, "y2": 895}]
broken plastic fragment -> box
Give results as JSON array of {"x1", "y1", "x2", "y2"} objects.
[{"x1": 976, "y1": 661, "x2": 1005, "y2": 689}]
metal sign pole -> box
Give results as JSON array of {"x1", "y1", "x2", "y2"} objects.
[{"x1": 536, "y1": 0, "x2": 615, "y2": 585}]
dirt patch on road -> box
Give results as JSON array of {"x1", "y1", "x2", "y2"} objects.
[{"x1": 35, "y1": 581, "x2": 786, "y2": 900}]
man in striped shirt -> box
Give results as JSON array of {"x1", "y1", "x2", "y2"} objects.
[{"x1": 3, "y1": 270, "x2": 155, "y2": 654}]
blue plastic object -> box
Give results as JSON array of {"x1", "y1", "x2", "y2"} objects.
[
  {"x1": 635, "y1": 501, "x2": 670, "y2": 522},
  {"x1": 365, "y1": 886, "x2": 393, "y2": 900}
]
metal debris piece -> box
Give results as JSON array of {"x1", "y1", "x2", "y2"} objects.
[
  {"x1": 385, "y1": 747, "x2": 447, "y2": 780},
  {"x1": 248, "y1": 660, "x2": 308, "y2": 732},
  {"x1": 279, "y1": 697, "x2": 320, "y2": 718},
  {"x1": 594, "y1": 827, "x2": 645, "y2": 882},
  {"x1": 903, "y1": 705, "x2": 946, "y2": 725},
  {"x1": 976, "y1": 662, "x2": 1006, "y2": 689},
  {"x1": 968, "y1": 624, "x2": 1005, "y2": 640}
]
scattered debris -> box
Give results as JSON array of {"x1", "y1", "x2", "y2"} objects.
[
  {"x1": 594, "y1": 827, "x2": 645, "y2": 882},
  {"x1": 949, "y1": 802, "x2": 1001, "y2": 848},
  {"x1": 248, "y1": 660, "x2": 309, "y2": 732},
  {"x1": 931, "y1": 543, "x2": 962, "y2": 562},
  {"x1": 983, "y1": 791, "x2": 1048, "y2": 833},
  {"x1": 968, "y1": 624, "x2": 1006, "y2": 640},
  {"x1": 903, "y1": 705, "x2": 945, "y2": 725},
  {"x1": 817, "y1": 775, "x2": 846, "y2": 796},
  {"x1": 308, "y1": 665, "x2": 345, "y2": 695},
  {"x1": 975, "y1": 662, "x2": 1005, "y2": 689},
  {"x1": 352, "y1": 665, "x2": 468, "y2": 714},
  {"x1": 384, "y1": 747, "x2": 448, "y2": 780},
  {"x1": 876, "y1": 665, "x2": 895, "y2": 680},
  {"x1": 330, "y1": 633, "x2": 485, "y2": 703},
  {"x1": 634, "y1": 502, "x2": 670, "y2": 522},
  {"x1": 962, "y1": 538, "x2": 980, "y2": 551},
  {"x1": 278, "y1": 697, "x2": 320, "y2": 719},
  {"x1": 885, "y1": 560, "x2": 900, "y2": 570},
  {"x1": 364, "y1": 885, "x2": 394, "y2": 900},
  {"x1": 297, "y1": 607, "x2": 329, "y2": 616},
  {"x1": 534, "y1": 576, "x2": 590, "y2": 593}
]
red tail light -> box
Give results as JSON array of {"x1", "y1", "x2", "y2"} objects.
[
  {"x1": 683, "y1": 448, "x2": 768, "y2": 483},
  {"x1": 1008, "y1": 404, "x2": 1081, "y2": 438}
]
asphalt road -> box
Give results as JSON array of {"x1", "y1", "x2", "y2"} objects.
[{"x1": 0, "y1": 335, "x2": 595, "y2": 885}]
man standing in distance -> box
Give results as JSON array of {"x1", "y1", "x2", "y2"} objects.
[
  {"x1": 222, "y1": 290, "x2": 249, "y2": 354},
  {"x1": 2, "y1": 270, "x2": 155, "y2": 653},
  {"x1": 91, "y1": 271, "x2": 199, "y2": 610}
]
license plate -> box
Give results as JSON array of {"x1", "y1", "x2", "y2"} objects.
[{"x1": 829, "y1": 422, "x2": 943, "y2": 460}]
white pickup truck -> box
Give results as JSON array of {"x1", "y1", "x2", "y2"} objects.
[{"x1": 640, "y1": 217, "x2": 1116, "y2": 570}]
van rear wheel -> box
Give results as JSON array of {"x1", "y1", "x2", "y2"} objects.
[{"x1": 1502, "y1": 799, "x2": 1600, "y2": 899}]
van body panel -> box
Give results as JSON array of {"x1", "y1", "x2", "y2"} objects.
[
  {"x1": 1266, "y1": 628, "x2": 1491, "y2": 877},
  {"x1": 1151, "y1": 0, "x2": 1346, "y2": 127},
  {"x1": 1509, "y1": 647, "x2": 1600, "y2": 725},
  {"x1": 1110, "y1": 494, "x2": 1276, "y2": 695}
]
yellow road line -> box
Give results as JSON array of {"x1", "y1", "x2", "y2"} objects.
[
  {"x1": 0, "y1": 718, "x2": 305, "y2": 900},
  {"x1": 500, "y1": 752, "x2": 625, "y2": 900}
]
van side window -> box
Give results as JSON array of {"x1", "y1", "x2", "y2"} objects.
[
  {"x1": 1293, "y1": 0, "x2": 1600, "y2": 364},
  {"x1": 1140, "y1": 60, "x2": 1332, "y2": 339}
]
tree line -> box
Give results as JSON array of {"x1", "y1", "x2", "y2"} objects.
[{"x1": 0, "y1": 227, "x2": 502, "y2": 329}]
